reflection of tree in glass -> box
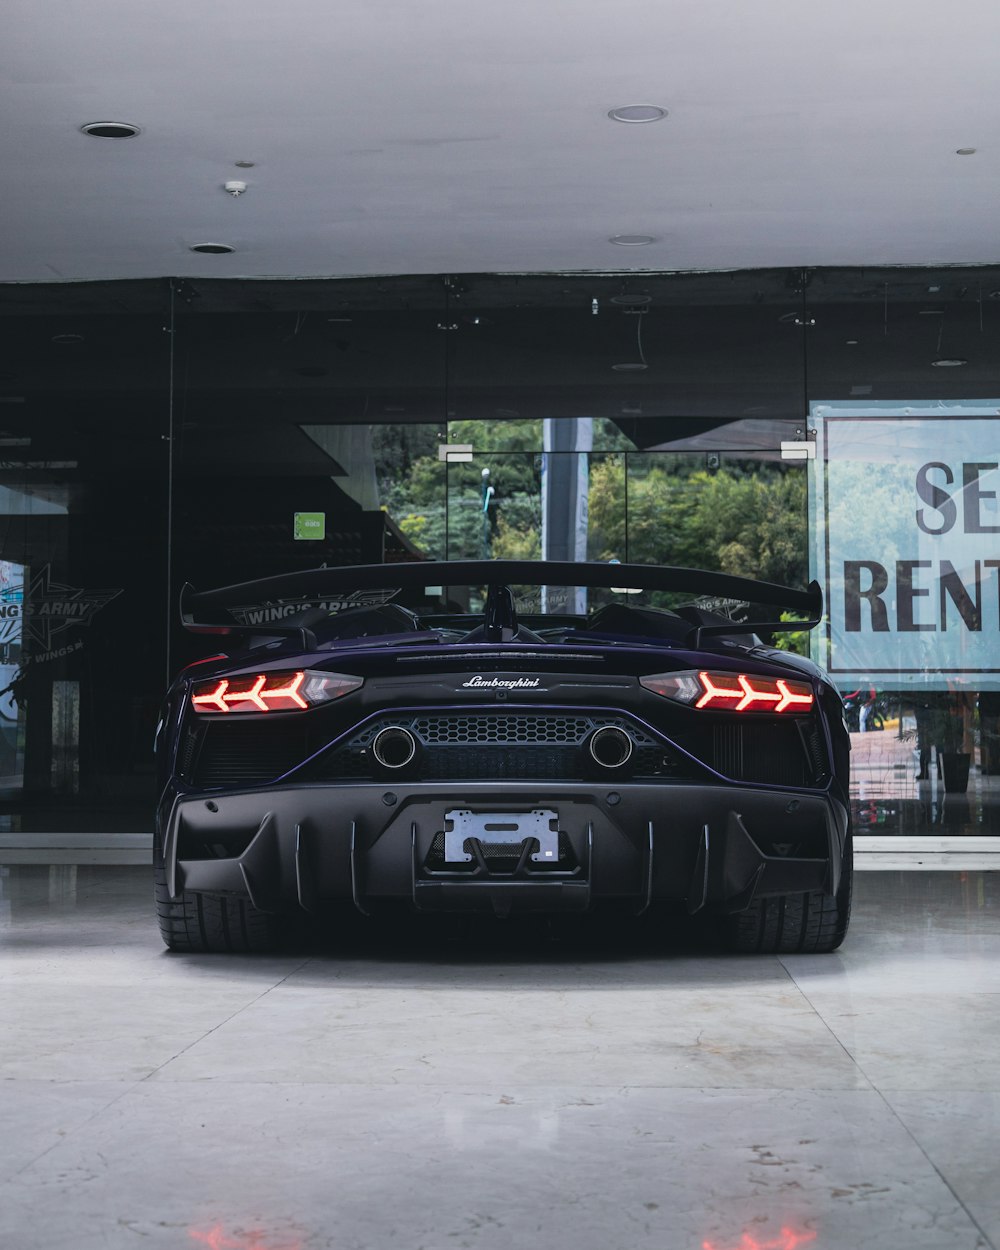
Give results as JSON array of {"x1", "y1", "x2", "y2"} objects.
[
  {"x1": 822, "y1": 456, "x2": 916, "y2": 674},
  {"x1": 373, "y1": 419, "x2": 545, "y2": 560},
  {"x1": 373, "y1": 424, "x2": 809, "y2": 618},
  {"x1": 825, "y1": 458, "x2": 912, "y2": 574},
  {"x1": 589, "y1": 459, "x2": 807, "y2": 586}
]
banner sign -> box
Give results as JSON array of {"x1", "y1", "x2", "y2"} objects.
[{"x1": 811, "y1": 408, "x2": 1000, "y2": 690}]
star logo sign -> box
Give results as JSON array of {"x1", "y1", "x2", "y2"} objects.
[{"x1": 0, "y1": 565, "x2": 123, "y2": 651}]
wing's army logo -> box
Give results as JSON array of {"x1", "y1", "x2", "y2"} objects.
[{"x1": 0, "y1": 565, "x2": 123, "y2": 651}]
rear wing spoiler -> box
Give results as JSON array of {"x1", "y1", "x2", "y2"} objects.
[{"x1": 180, "y1": 560, "x2": 822, "y2": 647}]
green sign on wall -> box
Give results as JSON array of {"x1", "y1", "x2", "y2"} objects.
[{"x1": 293, "y1": 512, "x2": 326, "y2": 541}]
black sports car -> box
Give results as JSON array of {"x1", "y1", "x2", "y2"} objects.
[{"x1": 154, "y1": 561, "x2": 851, "y2": 954}]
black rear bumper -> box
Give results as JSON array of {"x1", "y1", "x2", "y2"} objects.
[{"x1": 159, "y1": 780, "x2": 849, "y2": 918}]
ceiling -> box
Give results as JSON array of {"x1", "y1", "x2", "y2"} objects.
[{"x1": 6, "y1": 0, "x2": 1000, "y2": 284}]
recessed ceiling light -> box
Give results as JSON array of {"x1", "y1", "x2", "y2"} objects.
[
  {"x1": 845, "y1": 339, "x2": 859, "y2": 346},
  {"x1": 234, "y1": 160, "x2": 256, "y2": 168},
  {"x1": 51, "y1": 333, "x2": 84, "y2": 344},
  {"x1": 80, "y1": 121, "x2": 140, "y2": 138},
  {"x1": 931, "y1": 358, "x2": 968, "y2": 367},
  {"x1": 612, "y1": 362, "x2": 648, "y2": 372},
  {"x1": 608, "y1": 105, "x2": 668, "y2": 124},
  {"x1": 956, "y1": 148, "x2": 977, "y2": 156},
  {"x1": 610, "y1": 294, "x2": 652, "y2": 305},
  {"x1": 189, "y1": 243, "x2": 235, "y2": 254},
  {"x1": 609, "y1": 235, "x2": 657, "y2": 246},
  {"x1": 918, "y1": 308, "x2": 945, "y2": 315}
]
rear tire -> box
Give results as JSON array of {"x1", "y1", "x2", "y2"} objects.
[
  {"x1": 154, "y1": 854, "x2": 285, "y2": 953},
  {"x1": 725, "y1": 835, "x2": 853, "y2": 954}
]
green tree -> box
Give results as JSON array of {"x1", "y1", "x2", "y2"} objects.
[
  {"x1": 589, "y1": 458, "x2": 806, "y2": 585},
  {"x1": 376, "y1": 419, "x2": 546, "y2": 560},
  {"x1": 375, "y1": 426, "x2": 809, "y2": 624}
]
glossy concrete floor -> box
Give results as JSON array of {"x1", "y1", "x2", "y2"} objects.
[{"x1": 1, "y1": 867, "x2": 998, "y2": 1250}]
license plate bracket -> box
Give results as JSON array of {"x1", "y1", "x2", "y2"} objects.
[{"x1": 442, "y1": 808, "x2": 559, "y2": 864}]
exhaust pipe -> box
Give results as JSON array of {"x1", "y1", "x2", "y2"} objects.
[
  {"x1": 371, "y1": 726, "x2": 417, "y2": 770},
  {"x1": 588, "y1": 726, "x2": 634, "y2": 769}
]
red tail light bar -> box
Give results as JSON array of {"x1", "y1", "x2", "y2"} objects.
[
  {"x1": 640, "y1": 669, "x2": 814, "y2": 713},
  {"x1": 190, "y1": 669, "x2": 362, "y2": 714}
]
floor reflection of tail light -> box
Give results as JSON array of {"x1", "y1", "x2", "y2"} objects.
[
  {"x1": 190, "y1": 669, "x2": 362, "y2": 714},
  {"x1": 189, "y1": 1224, "x2": 303, "y2": 1250},
  {"x1": 702, "y1": 1227, "x2": 817, "y2": 1250},
  {"x1": 640, "y1": 669, "x2": 814, "y2": 714}
]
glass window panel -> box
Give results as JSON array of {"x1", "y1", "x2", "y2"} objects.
[
  {"x1": 0, "y1": 282, "x2": 170, "y2": 832},
  {"x1": 621, "y1": 452, "x2": 808, "y2": 611},
  {"x1": 806, "y1": 273, "x2": 1000, "y2": 832},
  {"x1": 2, "y1": 266, "x2": 997, "y2": 846},
  {"x1": 808, "y1": 267, "x2": 1000, "y2": 404},
  {"x1": 447, "y1": 272, "x2": 809, "y2": 450},
  {"x1": 170, "y1": 279, "x2": 447, "y2": 669}
]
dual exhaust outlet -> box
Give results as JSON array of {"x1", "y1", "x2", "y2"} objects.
[
  {"x1": 586, "y1": 725, "x2": 634, "y2": 770},
  {"x1": 371, "y1": 726, "x2": 418, "y2": 770},
  {"x1": 370, "y1": 723, "x2": 634, "y2": 772}
]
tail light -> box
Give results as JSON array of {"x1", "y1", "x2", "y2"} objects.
[
  {"x1": 189, "y1": 670, "x2": 362, "y2": 714},
  {"x1": 640, "y1": 669, "x2": 814, "y2": 713}
]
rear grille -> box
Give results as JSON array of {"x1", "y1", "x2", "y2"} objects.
[
  {"x1": 310, "y1": 712, "x2": 697, "y2": 783},
  {"x1": 800, "y1": 719, "x2": 830, "y2": 781},
  {"x1": 186, "y1": 719, "x2": 315, "y2": 787},
  {"x1": 183, "y1": 707, "x2": 825, "y2": 790},
  {"x1": 412, "y1": 713, "x2": 588, "y2": 745},
  {"x1": 707, "y1": 719, "x2": 818, "y2": 787},
  {"x1": 422, "y1": 745, "x2": 579, "y2": 779},
  {"x1": 177, "y1": 726, "x2": 200, "y2": 777}
]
